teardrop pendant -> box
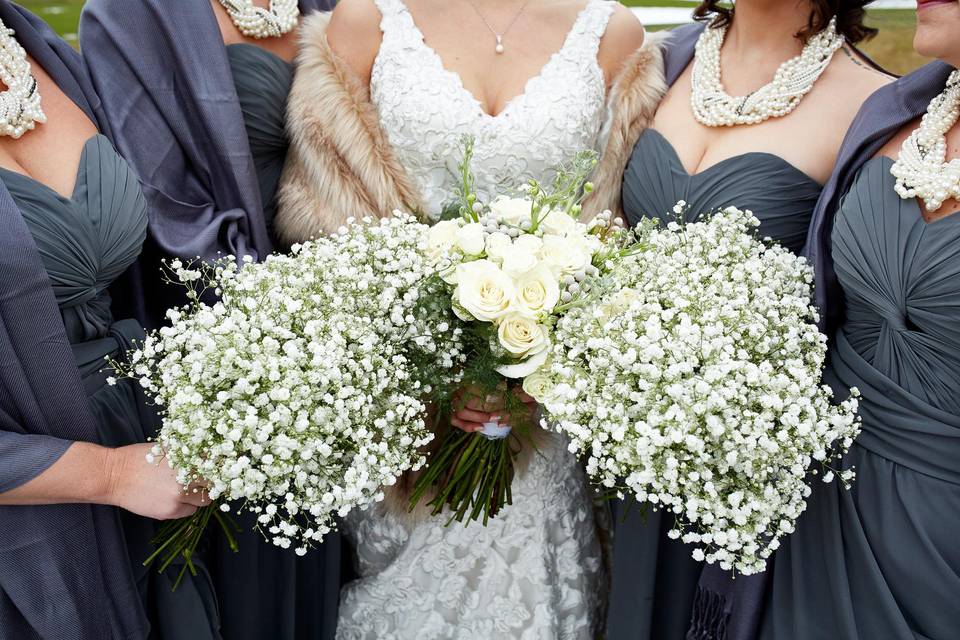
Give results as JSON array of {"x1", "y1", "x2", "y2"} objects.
[{"x1": 495, "y1": 35, "x2": 504, "y2": 55}]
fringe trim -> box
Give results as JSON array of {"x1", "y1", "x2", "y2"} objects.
[{"x1": 687, "y1": 586, "x2": 730, "y2": 640}]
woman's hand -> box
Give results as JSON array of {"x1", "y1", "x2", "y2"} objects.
[
  {"x1": 450, "y1": 385, "x2": 538, "y2": 433},
  {"x1": 0, "y1": 441, "x2": 207, "y2": 520},
  {"x1": 103, "y1": 443, "x2": 209, "y2": 520}
]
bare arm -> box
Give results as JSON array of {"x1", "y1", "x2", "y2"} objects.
[
  {"x1": 326, "y1": 0, "x2": 385, "y2": 86},
  {"x1": 0, "y1": 441, "x2": 207, "y2": 520},
  {"x1": 598, "y1": 4, "x2": 646, "y2": 88}
]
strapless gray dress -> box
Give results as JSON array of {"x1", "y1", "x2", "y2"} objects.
[
  {"x1": 608, "y1": 129, "x2": 822, "y2": 640},
  {"x1": 1, "y1": 134, "x2": 220, "y2": 639},
  {"x1": 760, "y1": 157, "x2": 960, "y2": 639},
  {"x1": 201, "y1": 45, "x2": 341, "y2": 640},
  {"x1": 228, "y1": 44, "x2": 293, "y2": 238}
]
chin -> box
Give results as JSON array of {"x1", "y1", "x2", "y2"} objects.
[{"x1": 915, "y1": 1, "x2": 960, "y2": 64}]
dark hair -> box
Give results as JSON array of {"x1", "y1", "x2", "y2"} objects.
[{"x1": 693, "y1": 1, "x2": 878, "y2": 45}]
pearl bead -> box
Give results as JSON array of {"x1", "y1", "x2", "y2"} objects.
[
  {"x1": 218, "y1": 0, "x2": 299, "y2": 39},
  {"x1": 0, "y1": 21, "x2": 46, "y2": 139},
  {"x1": 495, "y1": 44, "x2": 505, "y2": 54},
  {"x1": 691, "y1": 17, "x2": 845, "y2": 128},
  {"x1": 891, "y1": 70, "x2": 960, "y2": 211}
]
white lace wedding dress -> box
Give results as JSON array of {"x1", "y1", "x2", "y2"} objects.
[{"x1": 336, "y1": 1, "x2": 616, "y2": 638}]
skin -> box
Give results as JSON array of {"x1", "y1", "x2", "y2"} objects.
[
  {"x1": 654, "y1": 0, "x2": 893, "y2": 186},
  {"x1": 210, "y1": 0, "x2": 302, "y2": 62},
  {"x1": 876, "y1": 0, "x2": 960, "y2": 222},
  {"x1": 329, "y1": 0, "x2": 646, "y2": 430}
]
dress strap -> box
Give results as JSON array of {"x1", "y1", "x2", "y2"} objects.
[
  {"x1": 567, "y1": 0, "x2": 617, "y2": 59},
  {"x1": 372, "y1": 0, "x2": 418, "y2": 48}
]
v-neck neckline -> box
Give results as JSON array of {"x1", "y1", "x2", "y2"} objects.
[{"x1": 395, "y1": 0, "x2": 598, "y2": 120}]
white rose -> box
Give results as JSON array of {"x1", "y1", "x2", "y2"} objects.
[
  {"x1": 490, "y1": 197, "x2": 533, "y2": 225},
  {"x1": 501, "y1": 248, "x2": 540, "y2": 277},
  {"x1": 497, "y1": 313, "x2": 549, "y2": 357},
  {"x1": 513, "y1": 234, "x2": 543, "y2": 254},
  {"x1": 485, "y1": 232, "x2": 513, "y2": 264},
  {"x1": 522, "y1": 367, "x2": 556, "y2": 404},
  {"x1": 426, "y1": 220, "x2": 461, "y2": 261},
  {"x1": 541, "y1": 234, "x2": 592, "y2": 275},
  {"x1": 513, "y1": 263, "x2": 560, "y2": 317},
  {"x1": 455, "y1": 222, "x2": 486, "y2": 256},
  {"x1": 453, "y1": 260, "x2": 515, "y2": 322},
  {"x1": 496, "y1": 344, "x2": 550, "y2": 379},
  {"x1": 597, "y1": 287, "x2": 641, "y2": 323},
  {"x1": 537, "y1": 209, "x2": 577, "y2": 236}
]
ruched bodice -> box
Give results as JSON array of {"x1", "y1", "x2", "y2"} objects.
[
  {"x1": 227, "y1": 44, "x2": 292, "y2": 233},
  {"x1": 761, "y1": 157, "x2": 960, "y2": 640},
  {"x1": 622, "y1": 129, "x2": 822, "y2": 254},
  {"x1": 0, "y1": 134, "x2": 146, "y2": 344},
  {"x1": 832, "y1": 156, "x2": 960, "y2": 413}
]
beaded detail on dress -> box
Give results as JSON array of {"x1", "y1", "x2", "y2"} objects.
[{"x1": 369, "y1": 0, "x2": 614, "y2": 218}]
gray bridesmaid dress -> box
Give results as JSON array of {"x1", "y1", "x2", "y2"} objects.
[
  {"x1": 609, "y1": 128, "x2": 823, "y2": 640},
  {"x1": 227, "y1": 44, "x2": 293, "y2": 236},
  {"x1": 187, "y1": 45, "x2": 342, "y2": 640},
  {"x1": 760, "y1": 157, "x2": 960, "y2": 639},
  {"x1": 1, "y1": 134, "x2": 219, "y2": 638}
]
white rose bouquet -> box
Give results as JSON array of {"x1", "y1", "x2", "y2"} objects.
[
  {"x1": 110, "y1": 214, "x2": 464, "y2": 586},
  {"x1": 532, "y1": 205, "x2": 861, "y2": 574},
  {"x1": 409, "y1": 142, "x2": 634, "y2": 523}
]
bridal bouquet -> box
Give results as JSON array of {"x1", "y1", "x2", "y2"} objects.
[
  {"x1": 111, "y1": 214, "x2": 465, "y2": 585},
  {"x1": 409, "y1": 145, "x2": 635, "y2": 523},
  {"x1": 529, "y1": 205, "x2": 861, "y2": 574}
]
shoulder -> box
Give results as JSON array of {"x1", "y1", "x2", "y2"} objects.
[
  {"x1": 598, "y1": 3, "x2": 645, "y2": 82},
  {"x1": 825, "y1": 45, "x2": 896, "y2": 106},
  {"x1": 326, "y1": 0, "x2": 383, "y2": 84}
]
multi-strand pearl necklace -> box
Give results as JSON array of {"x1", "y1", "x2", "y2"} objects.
[
  {"x1": 0, "y1": 20, "x2": 44, "y2": 139},
  {"x1": 217, "y1": 0, "x2": 299, "y2": 39},
  {"x1": 691, "y1": 17, "x2": 845, "y2": 127},
  {"x1": 890, "y1": 70, "x2": 960, "y2": 212}
]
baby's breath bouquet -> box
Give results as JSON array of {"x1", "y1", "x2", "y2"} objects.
[
  {"x1": 529, "y1": 205, "x2": 861, "y2": 574},
  {"x1": 111, "y1": 213, "x2": 465, "y2": 586},
  {"x1": 409, "y1": 143, "x2": 635, "y2": 523}
]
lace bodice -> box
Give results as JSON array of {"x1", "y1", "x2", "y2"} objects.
[{"x1": 370, "y1": 0, "x2": 614, "y2": 218}]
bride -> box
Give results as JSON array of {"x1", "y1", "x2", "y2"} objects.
[{"x1": 274, "y1": 0, "x2": 663, "y2": 636}]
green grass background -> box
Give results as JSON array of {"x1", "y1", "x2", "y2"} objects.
[{"x1": 23, "y1": 0, "x2": 924, "y2": 75}]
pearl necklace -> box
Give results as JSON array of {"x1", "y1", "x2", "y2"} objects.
[
  {"x1": 890, "y1": 70, "x2": 960, "y2": 212},
  {"x1": 0, "y1": 20, "x2": 44, "y2": 139},
  {"x1": 217, "y1": 0, "x2": 299, "y2": 39},
  {"x1": 691, "y1": 17, "x2": 845, "y2": 127}
]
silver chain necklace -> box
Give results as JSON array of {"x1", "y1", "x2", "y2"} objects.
[{"x1": 463, "y1": 0, "x2": 530, "y2": 55}]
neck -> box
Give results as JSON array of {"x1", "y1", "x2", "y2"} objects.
[{"x1": 723, "y1": 2, "x2": 814, "y2": 60}]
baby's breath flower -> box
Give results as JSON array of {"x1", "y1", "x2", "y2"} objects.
[{"x1": 541, "y1": 206, "x2": 861, "y2": 575}]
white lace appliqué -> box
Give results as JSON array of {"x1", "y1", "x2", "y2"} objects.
[{"x1": 369, "y1": 0, "x2": 613, "y2": 219}]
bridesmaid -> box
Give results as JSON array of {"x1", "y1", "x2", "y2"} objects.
[
  {"x1": 760, "y1": 4, "x2": 960, "y2": 638},
  {"x1": 599, "y1": 2, "x2": 891, "y2": 639},
  {"x1": 79, "y1": 2, "x2": 342, "y2": 639},
  {"x1": 0, "y1": 2, "x2": 217, "y2": 638}
]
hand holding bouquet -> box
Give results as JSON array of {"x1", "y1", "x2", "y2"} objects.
[
  {"x1": 409, "y1": 142, "x2": 635, "y2": 523},
  {"x1": 111, "y1": 214, "x2": 464, "y2": 585}
]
